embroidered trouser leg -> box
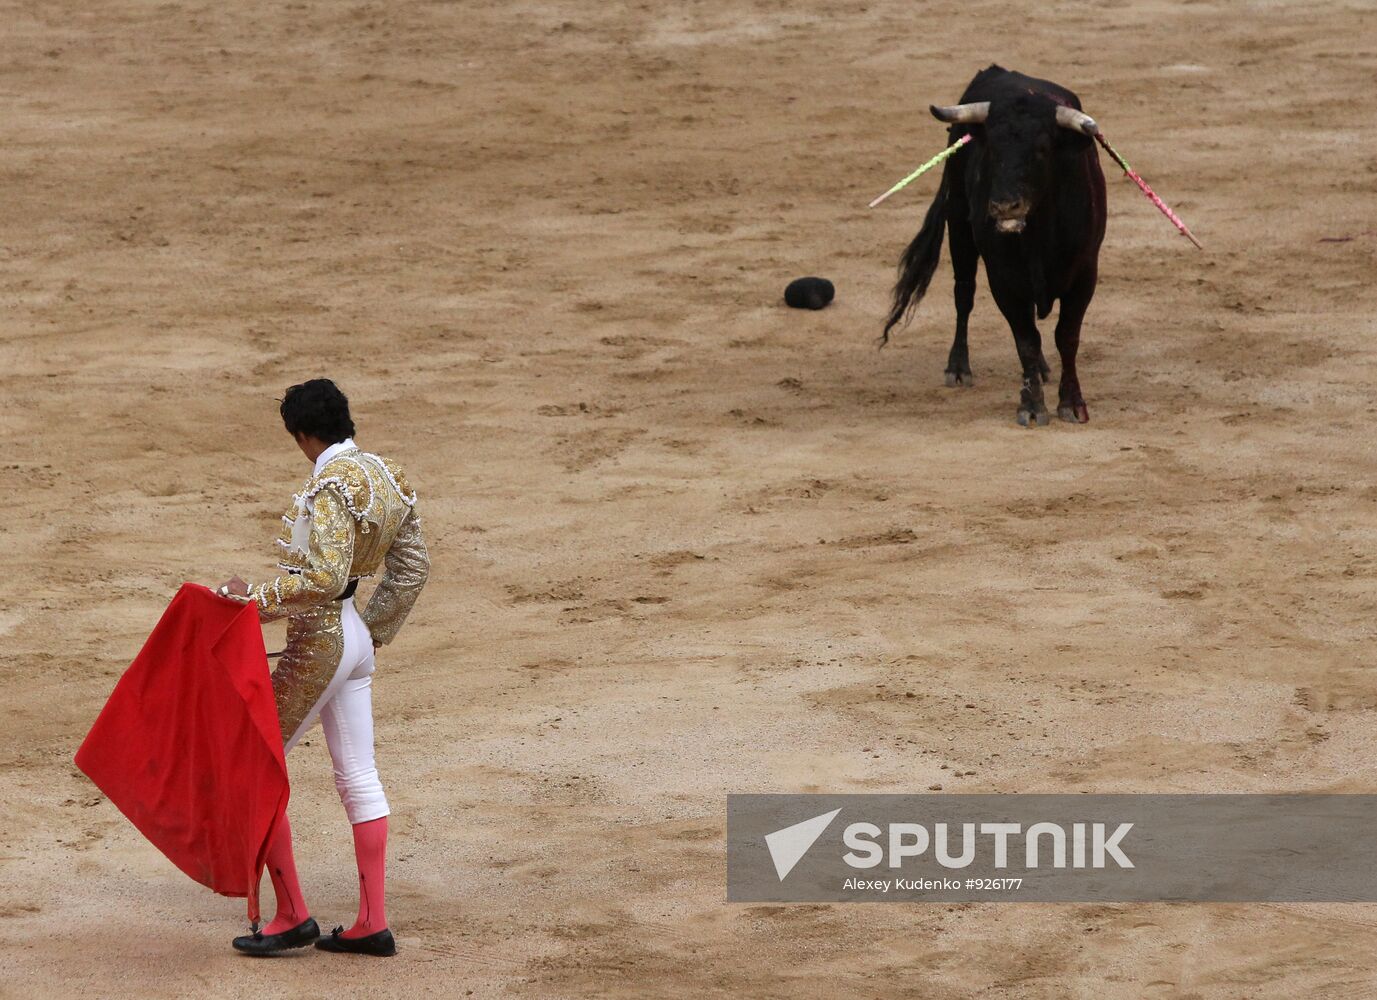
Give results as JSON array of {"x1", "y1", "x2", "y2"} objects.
[{"x1": 273, "y1": 602, "x2": 345, "y2": 746}]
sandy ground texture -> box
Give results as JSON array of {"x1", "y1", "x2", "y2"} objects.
[{"x1": 4, "y1": 0, "x2": 1377, "y2": 996}]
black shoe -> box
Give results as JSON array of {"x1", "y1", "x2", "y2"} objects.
[
  {"x1": 232, "y1": 917, "x2": 320, "y2": 955},
  {"x1": 314, "y1": 925, "x2": 397, "y2": 957}
]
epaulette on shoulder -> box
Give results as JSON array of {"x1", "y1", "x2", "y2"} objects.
[
  {"x1": 303, "y1": 455, "x2": 375, "y2": 523},
  {"x1": 370, "y1": 453, "x2": 418, "y2": 507}
]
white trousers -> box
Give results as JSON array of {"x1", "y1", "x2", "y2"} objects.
[{"x1": 283, "y1": 599, "x2": 390, "y2": 824}]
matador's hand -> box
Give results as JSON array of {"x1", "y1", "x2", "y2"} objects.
[{"x1": 216, "y1": 576, "x2": 251, "y2": 599}]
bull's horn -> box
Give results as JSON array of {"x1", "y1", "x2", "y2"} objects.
[
  {"x1": 930, "y1": 102, "x2": 990, "y2": 125},
  {"x1": 1055, "y1": 106, "x2": 1100, "y2": 136}
]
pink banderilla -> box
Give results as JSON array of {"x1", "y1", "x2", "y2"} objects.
[{"x1": 1094, "y1": 133, "x2": 1203, "y2": 250}]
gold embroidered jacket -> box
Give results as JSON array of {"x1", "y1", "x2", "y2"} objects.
[
  {"x1": 249, "y1": 447, "x2": 430, "y2": 645},
  {"x1": 248, "y1": 445, "x2": 430, "y2": 745}
]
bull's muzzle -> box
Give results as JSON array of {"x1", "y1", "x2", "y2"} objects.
[{"x1": 989, "y1": 199, "x2": 1029, "y2": 234}]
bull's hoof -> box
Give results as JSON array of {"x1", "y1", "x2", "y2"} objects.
[
  {"x1": 1058, "y1": 403, "x2": 1090, "y2": 424},
  {"x1": 1018, "y1": 378, "x2": 1048, "y2": 426},
  {"x1": 944, "y1": 370, "x2": 974, "y2": 388}
]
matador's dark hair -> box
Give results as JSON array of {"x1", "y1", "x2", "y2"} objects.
[{"x1": 279, "y1": 378, "x2": 356, "y2": 444}]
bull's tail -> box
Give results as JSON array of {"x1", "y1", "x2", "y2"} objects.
[{"x1": 880, "y1": 172, "x2": 949, "y2": 346}]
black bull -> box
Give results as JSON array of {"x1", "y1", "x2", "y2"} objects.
[{"x1": 883, "y1": 65, "x2": 1107, "y2": 425}]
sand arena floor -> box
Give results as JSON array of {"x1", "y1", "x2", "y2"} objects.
[{"x1": 4, "y1": 0, "x2": 1377, "y2": 996}]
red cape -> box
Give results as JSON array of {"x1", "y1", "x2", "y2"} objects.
[{"x1": 76, "y1": 583, "x2": 288, "y2": 922}]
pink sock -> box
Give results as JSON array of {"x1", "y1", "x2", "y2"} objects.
[
  {"x1": 262, "y1": 816, "x2": 310, "y2": 934},
  {"x1": 342, "y1": 816, "x2": 388, "y2": 938}
]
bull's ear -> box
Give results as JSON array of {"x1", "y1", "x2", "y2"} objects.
[{"x1": 930, "y1": 102, "x2": 989, "y2": 124}]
